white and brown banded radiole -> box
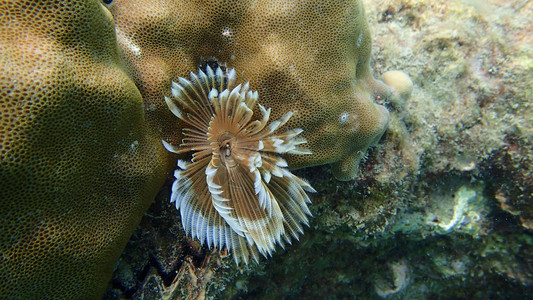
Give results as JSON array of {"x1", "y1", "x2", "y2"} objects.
[{"x1": 162, "y1": 66, "x2": 315, "y2": 264}]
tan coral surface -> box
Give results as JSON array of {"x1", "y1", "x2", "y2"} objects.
[
  {"x1": 110, "y1": 0, "x2": 392, "y2": 181},
  {"x1": 0, "y1": 1, "x2": 168, "y2": 298}
]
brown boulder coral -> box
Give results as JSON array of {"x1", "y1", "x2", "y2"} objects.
[
  {"x1": 0, "y1": 0, "x2": 168, "y2": 298},
  {"x1": 110, "y1": 0, "x2": 392, "y2": 181}
]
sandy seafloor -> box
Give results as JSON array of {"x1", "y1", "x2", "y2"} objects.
[{"x1": 106, "y1": 0, "x2": 533, "y2": 298}]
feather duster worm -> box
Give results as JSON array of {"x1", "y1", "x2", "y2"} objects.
[{"x1": 162, "y1": 66, "x2": 315, "y2": 264}]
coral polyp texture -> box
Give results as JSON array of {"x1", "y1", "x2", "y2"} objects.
[
  {"x1": 110, "y1": 0, "x2": 392, "y2": 181},
  {"x1": 0, "y1": 0, "x2": 168, "y2": 298},
  {"x1": 163, "y1": 67, "x2": 315, "y2": 264}
]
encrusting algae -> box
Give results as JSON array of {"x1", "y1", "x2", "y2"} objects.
[{"x1": 162, "y1": 66, "x2": 315, "y2": 264}]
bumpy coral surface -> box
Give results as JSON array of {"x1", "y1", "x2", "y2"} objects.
[
  {"x1": 110, "y1": 0, "x2": 392, "y2": 181},
  {"x1": 0, "y1": 0, "x2": 168, "y2": 298}
]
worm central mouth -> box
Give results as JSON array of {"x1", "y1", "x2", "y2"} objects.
[{"x1": 218, "y1": 132, "x2": 237, "y2": 167}]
